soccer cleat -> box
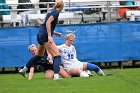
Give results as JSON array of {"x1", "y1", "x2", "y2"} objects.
[
  {"x1": 80, "y1": 71, "x2": 89, "y2": 77},
  {"x1": 89, "y1": 73, "x2": 93, "y2": 77},
  {"x1": 85, "y1": 70, "x2": 93, "y2": 77},
  {"x1": 19, "y1": 72, "x2": 27, "y2": 77},
  {"x1": 19, "y1": 69, "x2": 27, "y2": 78}
]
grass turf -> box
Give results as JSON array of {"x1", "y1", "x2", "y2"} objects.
[{"x1": 0, "y1": 68, "x2": 140, "y2": 93}]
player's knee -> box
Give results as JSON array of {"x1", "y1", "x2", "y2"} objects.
[
  {"x1": 45, "y1": 70, "x2": 54, "y2": 79},
  {"x1": 69, "y1": 68, "x2": 81, "y2": 76},
  {"x1": 59, "y1": 68, "x2": 71, "y2": 78},
  {"x1": 45, "y1": 75, "x2": 53, "y2": 79}
]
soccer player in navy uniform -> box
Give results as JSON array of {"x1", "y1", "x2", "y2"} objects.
[{"x1": 19, "y1": 0, "x2": 64, "y2": 80}]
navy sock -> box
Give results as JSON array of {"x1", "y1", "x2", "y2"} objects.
[
  {"x1": 87, "y1": 63, "x2": 100, "y2": 72},
  {"x1": 53, "y1": 55, "x2": 61, "y2": 74},
  {"x1": 26, "y1": 55, "x2": 42, "y2": 68}
]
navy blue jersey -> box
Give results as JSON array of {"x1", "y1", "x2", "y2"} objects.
[{"x1": 39, "y1": 9, "x2": 60, "y2": 36}]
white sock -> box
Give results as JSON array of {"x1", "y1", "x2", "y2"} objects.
[
  {"x1": 97, "y1": 69, "x2": 105, "y2": 76},
  {"x1": 23, "y1": 66, "x2": 28, "y2": 72},
  {"x1": 19, "y1": 66, "x2": 28, "y2": 72},
  {"x1": 80, "y1": 71, "x2": 89, "y2": 77},
  {"x1": 54, "y1": 74, "x2": 59, "y2": 80}
]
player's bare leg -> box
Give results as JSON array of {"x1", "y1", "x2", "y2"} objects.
[
  {"x1": 59, "y1": 66, "x2": 71, "y2": 78},
  {"x1": 43, "y1": 41, "x2": 61, "y2": 80},
  {"x1": 69, "y1": 67, "x2": 89, "y2": 77},
  {"x1": 45, "y1": 70, "x2": 54, "y2": 79}
]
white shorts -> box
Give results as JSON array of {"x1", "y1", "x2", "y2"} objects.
[{"x1": 63, "y1": 61, "x2": 84, "y2": 72}]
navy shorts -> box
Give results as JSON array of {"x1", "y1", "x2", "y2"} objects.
[{"x1": 37, "y1": 33, "x2": 48, "y2": 45}]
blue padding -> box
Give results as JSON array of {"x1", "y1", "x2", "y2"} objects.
[{"x1": 0, "y1": 22, "x2": 140, "y2": 67}]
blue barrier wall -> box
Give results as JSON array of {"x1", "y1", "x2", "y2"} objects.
[{"x1": 0, "y1": 22, "x2": 140, "y2": 67}]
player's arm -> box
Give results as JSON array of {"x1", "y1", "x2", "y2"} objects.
[
  {"x1": 73, "y1": 46, "x2": 78, "y2": 59},
  {"x1": 46, "y1": 10, "x2": 59, "y2": 36},
  {"x1": 28, "y1": 67, "x2": 35, "y2": 80},
  {"x1": 46, "y1": 16, "x2": 55, "y2": 43},
  {"x1": 53, "y1": 31, "x2": 62, "y2": 37},
  {"x1": 46, "y1": 16, "x2": 54, "y2": 36}
]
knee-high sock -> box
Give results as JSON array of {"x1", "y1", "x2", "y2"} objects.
[
  {"x1": 53, "y1": 55, "x2": 61, "y2": 74},
  {"x1": 87, "y1": 63, "x2": 105, "y2": 76},
  {"x1": 26, "y1": 55, "x2": 42, "y2": 69},
  {"x1": 87, "y1": 63, "x2": 100, "y2": 72}
]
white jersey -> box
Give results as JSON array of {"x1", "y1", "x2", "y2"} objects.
[{"x1": 57, "y1": 44, "x2": 83, "y2": 71}]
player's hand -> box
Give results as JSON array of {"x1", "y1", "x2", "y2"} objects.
[
  {"x1": 47, "y1": 57, "x2": 53, "y2": 64},
  {"x1": 49, "y1": 60, "x2": 53, "y2": 64},
  {"x1": 54, "y1": 32, "x2": 62, "y2": 37},
  {"x1": 57, "y1": 33, "x2": 62, "y2": 37}
]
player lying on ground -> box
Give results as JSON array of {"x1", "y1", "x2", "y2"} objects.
[
  {"x1": 57, "y1": 32, "x2": 108, "y2": 77},
  {"x1": 19, "y1": 44, "x2": 71, "y2": 80}
]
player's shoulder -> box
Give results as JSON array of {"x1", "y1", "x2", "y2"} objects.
[
  {"x1": 60, "y1": 44, "x2": 67, "y2": 48},
  {"x1": 57, "y1": 44, "x2": 65, "y2": 48},
  {"x1": 58, "y1": 44, "x2": 64, "y2": 46}
]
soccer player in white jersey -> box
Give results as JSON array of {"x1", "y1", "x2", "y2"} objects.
[{"x1": 57, "y1": 32, "x2": 105, "y2": 77}]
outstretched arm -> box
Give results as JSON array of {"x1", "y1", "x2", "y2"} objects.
[
  {"x1": 53, "y1": 31, "x2": 62, "y2": 37},
  {"x1": 28, "y1": 67, "x2": 35, "y2": 80}
]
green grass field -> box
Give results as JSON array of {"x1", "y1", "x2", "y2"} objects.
[{"x1": 0, "y1": 68, "x2": 140, "y2": 93}]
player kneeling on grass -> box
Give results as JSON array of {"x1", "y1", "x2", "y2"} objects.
[
  {"x1": 19, "y1": 44, "x2": 71, "y2": 80},
  {"x1": 57, "y1": 32, "x2": 106, "y2": 77}
]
